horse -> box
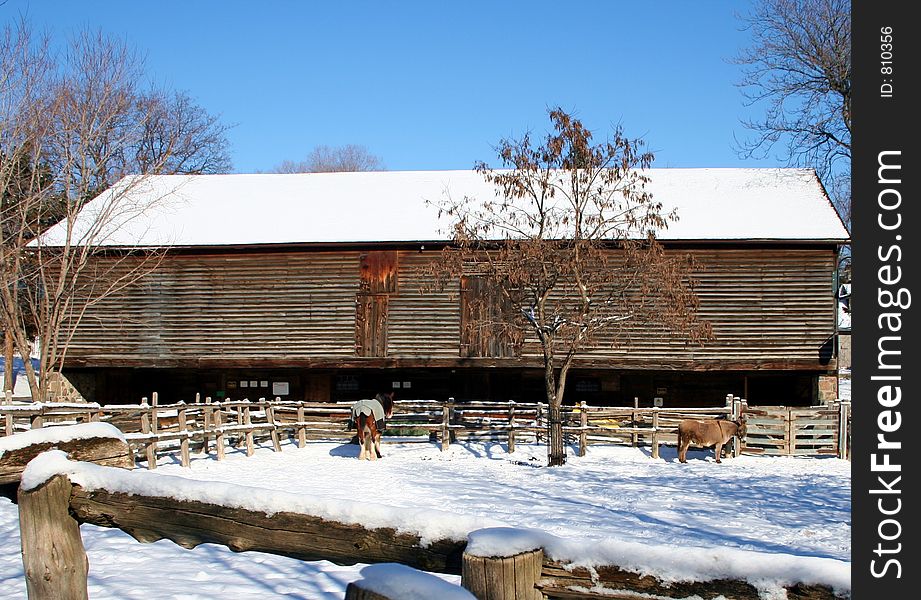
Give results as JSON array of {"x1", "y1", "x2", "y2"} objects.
[
  {"x1": 349, "y1": 392, "x2": 395, "y2": 460},
  {"x1": 677, "y1": 415, "x2": 747, "y2": 463}
]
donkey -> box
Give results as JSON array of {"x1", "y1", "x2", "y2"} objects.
[
  {"x1": 349, "y1": 392, "x2": 395, "y2": 460},
  {"x1": 677, "y1": 415, "x2": 747, "y2": 463}
]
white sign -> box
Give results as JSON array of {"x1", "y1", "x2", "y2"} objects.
[{"x1": 272, "y1": 381, "x2": 290, "y2": 396}]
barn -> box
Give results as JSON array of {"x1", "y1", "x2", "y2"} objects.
[{"x1": 55, "y1": 168, "x2": 849, "y2": 407}]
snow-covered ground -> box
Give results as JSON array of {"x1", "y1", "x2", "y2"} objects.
[{"x1": 0, "y1": 438, "x2": 850, "y2": 599}]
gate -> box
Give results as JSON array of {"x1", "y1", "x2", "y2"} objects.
[{"x1": 743, "y1": 403, "x2": 849, "y2": 458}]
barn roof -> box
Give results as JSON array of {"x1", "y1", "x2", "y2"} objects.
[{"x1": 51, "y1": 168, "x2": 850, "y2": 247}]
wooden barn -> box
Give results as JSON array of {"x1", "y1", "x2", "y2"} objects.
[{"x1": 55, "y1": 169, "x2": 849, "y2": 407}]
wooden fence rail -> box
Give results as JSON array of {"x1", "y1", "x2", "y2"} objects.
[
  {"x1": 16, "y1": 455, "x2": 845, "y2": 600},
  {"x1": 0, "y1": 396, "x2": 852, "y2": 467}
]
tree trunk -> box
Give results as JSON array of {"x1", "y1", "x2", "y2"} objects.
[
  {"x1": 3, "y1": 330, "x2": 13, "y2": 396},
  {"x1": 547, "y1": 404, "x2": 565, "y2": 466},
  {"x1": 541, "y1": 347, "x2": 567, "y2": 467}
]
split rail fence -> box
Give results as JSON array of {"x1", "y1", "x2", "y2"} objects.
[
  {"x1": 1, "y1": 394, "x2": 852, "y2": 467},
  {"x1": 16, "y1": 453, "x2": 845, "y2": 600}
]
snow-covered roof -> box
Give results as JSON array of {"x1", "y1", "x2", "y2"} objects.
[{"x1": 51, "y1": 168, "x2": 850, "y2": 247}]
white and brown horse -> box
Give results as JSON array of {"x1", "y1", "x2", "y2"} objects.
[
  {"x1": 350, "y1": 392, "x2": 395, "y2": 460},
  {"x1": 677, "y1": 415, "x2": 747, "y2": 463}
]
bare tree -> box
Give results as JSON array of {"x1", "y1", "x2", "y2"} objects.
[
  {"x1": 427, "y1": 109, "x2": 710, "y2": 466},
  {"x1": 272, "y1": 144, "x2": 384, "y2": 173},
  {"x1": 735, "y1": 0, "x2": 850, "y2": 226},
  {"x1": 1, "y1": 22, "x2": 232, "y2": 401}
]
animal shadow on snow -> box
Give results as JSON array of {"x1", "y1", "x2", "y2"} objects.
[
  {"x1": 638, "y1": 445, "x2": 723, "y2": 463},
  {"x1": 328, "y1": 444, "x2": 362, "y2": 458}
]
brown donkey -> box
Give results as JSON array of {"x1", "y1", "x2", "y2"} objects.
[{"x1": 677, "y1": 415, "x2": 747, "y2": 463}]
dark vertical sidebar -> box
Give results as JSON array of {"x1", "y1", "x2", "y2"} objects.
[{"x1": 852, "y1": 1, "x2": 918, "y2": 597}]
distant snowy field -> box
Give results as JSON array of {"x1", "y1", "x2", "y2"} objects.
[{"x1": 0, "y1": 440, "x2": 851, "y2": 599}]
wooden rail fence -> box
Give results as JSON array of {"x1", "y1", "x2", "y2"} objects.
[
  {"x1": 16, "y1": 453, "x2": 845, "y2": 600},
  {"x1": 1, "y1": 395, "x2": 852, "y2": 467}
]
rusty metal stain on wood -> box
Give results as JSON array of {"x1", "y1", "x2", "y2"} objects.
[{"x1": 359, "y1": 251, "x2": 399, "y2": 294}]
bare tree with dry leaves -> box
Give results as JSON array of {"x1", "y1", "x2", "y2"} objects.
[
  {"x1": 735, "y1": 0, "x2": 851, "y2": 226},
  {"x1": 1, "y1": 23, "x2": 232, "y2": 401},
  {"x1": 427, "y1": 109, "x2": 710, "y2": 466}
]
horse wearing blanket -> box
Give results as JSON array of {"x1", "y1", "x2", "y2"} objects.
[
  {"x1": 349, "y1": 392, "x2": 394, "y2": 460},
  {"x1": 677, "y1": 415, "x2": 747, "y2": 463}
]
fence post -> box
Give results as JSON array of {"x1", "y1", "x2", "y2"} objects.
[
  {"x1": 578, "y1": 402, "x2": 588, "y2": 457},
  {"x1": 631, "y1": 397, "x2": 639, "y2": 447},
  {"x1": 786, "y1": 409, "x2": 795, "y2": 456},
  {"x1": 202, "y1": 397, "x2": 212, "y2": 455},
  {"x1": 838, "y1": 401, "x2": 850, "y2": 460},
  {"x1": 507, "y1": 400, "x2": 516, "y2": 454},
  {"x1": 536, "y1": 403, "x2": 544, "y2": 443},
  {"x1": 441, "y1": 398, "x2": 454, "y2": 451},
  {"x1": 462, "y1": 547, "x2": 543, "y2": 600},
  {"x1": 151, "y1": 392, "x2": 159, "y2": 434},
  {"x1": 215, "y1": 403, "x2": 225, "y2": 461},
  {"x1": 651, "y1": 408, "x2": 660, "y2": 459},
  {"x1": 18, "y1": 475, "x2": 89, "y2": 600},
  {"x1": 732, "y1": 396, "x2": 743, "y2": 458},
  {"x1": 140, "y1": 407, "x2": 157, "y2": 470},
  {"x1": 177, "y1": 405, "x2": 190, "y2": 467},
  {"x1": 243, "y1": 402, "x2": 255, "y2": 457},
  {"x1": 297, "y1": 403, "x2": 307, "y2": 448},
  {"x1": 266, "y1": 399, "x2": 282, "y2": 452}
]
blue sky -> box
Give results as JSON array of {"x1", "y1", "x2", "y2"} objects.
[{"x1": 5, "y1": 0, "x2": 777, "y2": 174}]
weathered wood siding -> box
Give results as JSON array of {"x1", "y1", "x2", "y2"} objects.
[
  {"x1": 66, "y1": 251, "x2": 361, "y2": 365},
  {"x1": 63, "y1": 246, "x2": 837, "y2": 371},
  {"x1": 387, "y1": 252, "x2": 459, "y2": 357},
  {"x1": 554, "y1": 248, "x2": 838, "y2": 369}
]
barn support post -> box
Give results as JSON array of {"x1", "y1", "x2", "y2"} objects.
[
  {"x1": 462, "y1": 548, "x2": 543, "y2": 600},
  {"x1": 18, "y1": 474, "x2": 89, "y2": 600},
  {"x1": 507, "y1": 400, "x2": 516, "y2": 453},
  {"x1": 578, "y1": 401, "x2": 588, "y2": 457},
  {"x1": 651, "y1": 409, "x2": 660, "y2": 459}
]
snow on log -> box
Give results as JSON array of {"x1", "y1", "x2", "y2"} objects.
[{"x1": 0, "y1": 423, "x2": 132, "y2": 485}]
